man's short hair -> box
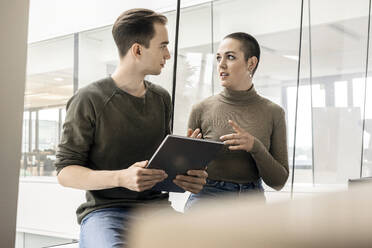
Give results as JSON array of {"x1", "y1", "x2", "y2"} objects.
[
  {"x1": 112, "y1": 8, "x2": 168, "y2": 57},
  {"x1": 224, "y1": 32, "x2": 260, "y2": 75}
]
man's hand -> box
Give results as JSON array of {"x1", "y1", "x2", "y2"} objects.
[
  {"x1": 173, "y1": 169, "x2": 208, "y2": 194},
  {"x1": 220, "y1": 120, "x2": 255, "y2": 152},
  {"x1": 118, "y1": 161, "x2": 168, "y2": 192},
  {"x1": 187, "y1": 128, "x2": 202, "y2": 138}
]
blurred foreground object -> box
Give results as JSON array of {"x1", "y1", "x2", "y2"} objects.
[{"x1": 129, "y1": 182, "x2": 372, "y2": 248}]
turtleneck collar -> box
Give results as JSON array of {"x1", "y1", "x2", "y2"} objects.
[{"x1": 219, "y1": 84, "x2": 260, "y2": 105}]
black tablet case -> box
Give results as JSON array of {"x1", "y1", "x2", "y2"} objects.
[{"x1": 147, "y1": 134, "x2": 224, "y2": 192}]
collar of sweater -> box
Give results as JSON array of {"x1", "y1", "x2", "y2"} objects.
[{"x1": 219, "y1": 84, "x2": 260, "y2": 105}]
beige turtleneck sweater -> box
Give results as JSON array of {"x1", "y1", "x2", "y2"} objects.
[{"x1": 188, "y1": 86, "x2": 289, "y2": 190}]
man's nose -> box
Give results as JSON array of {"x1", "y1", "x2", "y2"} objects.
[{"x1": 165, "y1": 48, "x2": 171, "y2": 60}]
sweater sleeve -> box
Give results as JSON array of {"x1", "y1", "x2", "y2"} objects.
[
  {"x1": 250, "y1": 108, "x2": 289, "y2": 190},
  {"x1": 54, "y1": 92, "x2": 96, "y2": 173}
]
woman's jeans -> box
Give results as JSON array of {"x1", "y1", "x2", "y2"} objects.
[
  {"x1": 79, "y1": 207, "x2": 135, "y2": 248},
  {"x1": 184, "y1": 178, "x2": 265, "y2": 212}
]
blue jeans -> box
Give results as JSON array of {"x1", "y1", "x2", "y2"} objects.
[
  {"x1": 184, "y1": 178, "x2": 265, "y2": 211},
  {"x1": 79, "y1": 207, "x2": 136, "y2": 248}
]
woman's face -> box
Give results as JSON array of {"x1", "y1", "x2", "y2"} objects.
[{"x1": 216, "y1": 38, "x2": 251, "y2": 91}]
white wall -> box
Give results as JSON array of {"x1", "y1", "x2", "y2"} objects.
[
  {"x1": 16, "y1": 178, "x2": 190, "y2": 239},
  {"x1": 17, "y1": 178, "x2": 84, "y2": 240},
  {"x1": 27, "y1": 0, "x2": 211, "y2": 43},
  {"x1": 28, "y1": 0, "x2": 369, "y2": 44},
  {"x1": 15, "y1": 232, "x2": 73, "y2": 248}
]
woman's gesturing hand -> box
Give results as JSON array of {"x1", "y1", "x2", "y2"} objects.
[{"x1": 219, "y1": 120, "x2": 255, "y2": 152}]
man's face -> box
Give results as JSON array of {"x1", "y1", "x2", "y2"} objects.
[{"x1": 141, "y1": 23, "x2": 171, "y2": 75}]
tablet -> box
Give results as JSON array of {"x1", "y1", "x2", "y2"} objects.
[{"x1": 147, "y1": 134, "x2": 224, "y2": 192}]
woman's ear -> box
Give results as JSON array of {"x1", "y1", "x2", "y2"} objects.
[{"x1": 247, "y1": 56, "x2": 258, "y2": 72}]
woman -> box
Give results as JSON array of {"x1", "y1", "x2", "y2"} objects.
[{"x1": 185, "y1": 32, "x2": 289, "y2": 210}]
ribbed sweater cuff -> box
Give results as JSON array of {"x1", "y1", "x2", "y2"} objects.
[{"x1": 250, "y1": 137, "x2": 266, "y2": 154}]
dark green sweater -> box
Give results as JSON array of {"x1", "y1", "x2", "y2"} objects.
[
  {"x1": 188, "y1": 86, "x2": 289, "y2": 189},
  {"x1": 55, "y1": 77, "x2": 171, "y2": 224}
]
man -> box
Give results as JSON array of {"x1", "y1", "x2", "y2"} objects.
[{"x1": 55, "y1": 8, "x2": 207, "y2": 248}]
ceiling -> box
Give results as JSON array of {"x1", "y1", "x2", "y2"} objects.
[{"x1": 24, "y1": 68, "x2": 73, "y2": 110}]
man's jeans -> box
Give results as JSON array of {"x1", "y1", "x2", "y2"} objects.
[
  {"x1": 79, "y1": 207, "x2": 135, "y2": 248},
  {"x1": 184, "y1": 178, "x2": 265, "y2": 211}
]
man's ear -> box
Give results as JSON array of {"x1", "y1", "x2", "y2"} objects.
[
  {"x1": 247, "y1": 56, "x2": 258, "y2": 72},
  {"x1": 131, "y1": 43, "x2": 142, "y2": 58}
]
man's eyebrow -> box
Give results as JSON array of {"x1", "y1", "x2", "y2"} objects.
[{"x1": 161, "y1": 41, "x2": 169, "y2": 45}]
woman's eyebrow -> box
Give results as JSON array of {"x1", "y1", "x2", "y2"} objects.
[{"x1": 216, "y1": 51, "x2": 236, "y2": 55}]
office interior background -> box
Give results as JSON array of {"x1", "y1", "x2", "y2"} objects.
[{"x1": 5, "y1": 0, "x2": 372, "y2": 247}]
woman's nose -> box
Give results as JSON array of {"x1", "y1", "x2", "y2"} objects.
[{"x1": 218, "y1": 59, "x2": 227, "y2": 69}]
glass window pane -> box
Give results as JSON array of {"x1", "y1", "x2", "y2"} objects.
[
  {"x1": 214, "y1": 0, "x2": 301, "y2": 190},
  {"x1": 334, "y1": 81, "x2": 348, "y2": 107},
  {"x1": 23, "y1": 35, "x2": 74, "y2": 177},
  {"x1": 78, "y1": 26, "x2": 118, "y2": 89},
  {"x1": 25, "y1": 36, "x2": 74, "y2": 109},
  {"x1": 172, "y1": 3, "x2": 214, "y2": 136},
  {"x1": 38, "y1": 108, "x2": 59, "y2": 176},
  {"x1": 304, "y1": 0, "x2": 370, "y2": 184},
  {"x1": 362, "y1": 75, "x2": 372, "y2": 175},
  {"x1": 174, "y1": 0, "x2": 301, "y2": 192},
  {"x1": 312, "y1": 84, "x2": 326, "y2": 108}
]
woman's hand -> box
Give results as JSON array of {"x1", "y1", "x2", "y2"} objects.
[
  {"x1": 187, "y1": 128, "x2": 202, "y2": 138},
  {"x1": 175, "y1": 128, "x2": 207, "y2": 194},
  {"x1": 220, "y1": 120, "x2": 255, "y2": 152}
]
